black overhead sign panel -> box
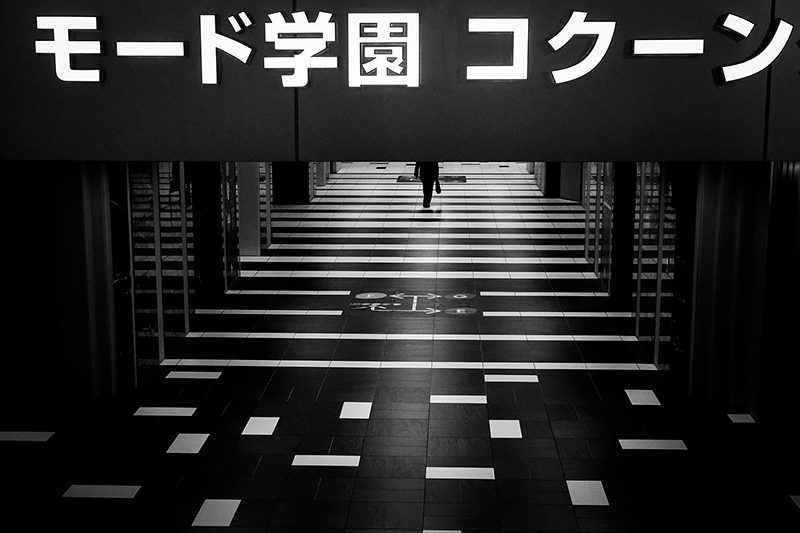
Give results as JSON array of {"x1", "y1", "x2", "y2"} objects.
[{"x1": 0, "y1": 0, "x2": 798, "y2": 161}]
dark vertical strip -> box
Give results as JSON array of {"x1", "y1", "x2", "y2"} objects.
[
  {"x1": 763, "y1": 0, "x2": 777, "y2": 161},
  {"x1": 293, "y1": 0, "x2": 300, "y2": 161}
]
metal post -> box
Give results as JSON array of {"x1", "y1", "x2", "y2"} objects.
[
  {"x1": 178, "y1": 162, "x2": 190, "y2": 333},
  {"x1": 634, "y1": 164, "x2": 646, "y2": 336},
  {"x1": 653, "y1": 167, "x2": 667, "y2": 365},
  {"x1": 124, "y1": 163, "x2": 139, "y2": 387},
  {"x1": 151, "y1": 162, "x2": 165, "y2": 362}
]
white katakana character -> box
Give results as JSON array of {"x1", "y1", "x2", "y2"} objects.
[
  {"x1": 717, "y1": 14, "x2": 794, "y2": 83},
  {"x1": 466, "y1": 18, "x2": 529, "y2": 80},
  {"x1": 200, "y1": 14, "x2": 254, "y2": 85},
  {"x1": 264, "y1": 12, "x2": 337, "y2": 88},
  {"x1": 547, "y1": 11, "x2": 615, "y2": 84},
  {"x1": 35, "y1": 16, "x2": 102, "y2": 82},
  {"x1": 348, "y1": 13, "x2": 419, "y2": 87}
]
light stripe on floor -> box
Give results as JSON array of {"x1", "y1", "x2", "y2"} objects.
[
  {"x1": 0, "y1": 431, "x2": 55, "y2": 442},
  {"x1": 292, "y1": 455, "x2": 361, "y2": 467},
  {"x1": 625, "y1": 390, "x2": 661, "y2": 405},
  {"x1": 62, "y1": 485, "x2": 141, "y2": 498},
  {"x1": 567, "y1": 480, "x2": 610, "y2": 506},
  {"x1": 192, "y1": 499, "x2": 241, "y2": 527},
  {"x1": 271, "y1": 244, "x2": 584, "y2": 251},
  {"x1": 160, "y1": 359, "x2": 659, "y2": 371},
  {"x1": 166, "y1": 371, "x2": 222, "y2": 379},
  {"x1": 167, "y1": 433, "x2": 209, "y2": 454},
  {"x1": 185, "y1": 332, "x2": 638, "y2": 342},
  {"x1": 484, "y1": 311, "x2": 632, "y2": 317},
  {"x1": 430, "y1": 395, "x2": 487, "y2": 404},
  {"x1": 273, "y1": 232, "x2": 582, "y2": 240},
  {"x1": 241, "y1": 256, "x2": 587, "y2": 265},
  {"x1": 426, "y1": 467, "x2": 495, "y2": 480},
  {"x1": 244, "y1": 270, "x2": 596, "y2": 280},
  {"x1": 480, "y1": 291, "x2": 608, "y2": 297},
  {"x1": 727, "y1": 414, "x2": 755, "y2": 423},
  {"x1": 242, "y1": 417, "x2": 280, "y2": 435},
  {"x1": 134, "y1": 407, "x2": 196, "y2": 417},
  {"x1": 618, "y1": 439, "x2": 687, "y2": 450},
  {"x1": 226, "y1": 290, "x2": 351, "y2": 296},
  {"x1": 490, "y1": 420, "x2": 522, "y2": 438},
  {"x1": 340, "y1": 402, "x2": 372, "y2": 419},
  {"x1": 195, "y1": 309, "x2": 343, "y2": 316},
  {"x1": 484, "y1": 375, "x2": 539, "y2": 382}
]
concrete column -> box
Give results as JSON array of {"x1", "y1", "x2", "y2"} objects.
[{"x1": 238, "y1": 162, "x2": 261, "y2": 256}]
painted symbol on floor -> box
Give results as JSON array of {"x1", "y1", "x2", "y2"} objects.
[
  {"x1": 445, "y1": 293, "x2": 476, "y2": 300},
  {"x1": 355, "y1": 292, "x2": 387, "y2": 299},
  {"x1": 350, "y1": 301, "x2": 401, "y2": 311},
  {"x1": 444, "y1": 307, "x2": 478, "y2": 315}
]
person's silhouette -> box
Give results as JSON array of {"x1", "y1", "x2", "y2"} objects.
[{"x1": 414, "y1": 161, "x2": 440, "y2": 209}]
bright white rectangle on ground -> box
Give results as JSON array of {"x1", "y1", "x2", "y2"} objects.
[
  {"x1": 340, "y1": 402, "x2": 372, "y2": 419},
  {"x1": 490, "y1": 420, "x2": 522, "y2": 438},
  {"x1": 166, "y1": 371, "x2": 221, "y2": 379},
  {"x1": 242, "y1": 417, "x2": 279, "y2": 435},
  {"x1": 134, "y1": 407, "x2": 195, "y2": 417},
  {"x1": 567, "y1": 480, "x2": 610, "y2": 505},
  {"x1": 484, "y1": 374, "x2": 539, "y2": 382},
  {"x1": 292, "y1": 455, "x2": 360, "y2": 467},
  {"x1": 62, "y1": 485, "x2": 141, "y2": 498},
  {"x1": 619, "y1": 439, "x2": 687, "y2": 450},
  {"x1": 625, "y1": 389, "x2": 661, "y2": 405},
  {"x1": 430, "y1": 395, "x2": 487, "y2": 404},
  {"x1": 192, "y1": 499, "x2": 241, "y2": 527},
  {"x1": 426, "y1": 467, "x2": 495, "y2": 479},
  {"x1": 167, "y1": 433, "x2": 209, "y2": 454},
  {"x1": 728, "y1": 414, "x2": 756, "y2": 423},
  {"x1": 0, "y1": 431, "x2": 55, "y2": 441}
]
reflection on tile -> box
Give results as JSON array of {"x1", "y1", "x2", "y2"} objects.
[
  {"x1": 167, "y1": 433, "x2": 209, "y2": 454},
  {"x1": 292, "y1": 455, "x2": 361, "y2": 467},
  {"x1": 341, "y1": 402, "x2": 373, "y2": 419},
  {"x1": 618, "y1": 439, "x2": 687, "y2": 450},
  {"x1": 490, "y1": 420, "x2": 522, "y2": 438},
  {"x1": 727, "y1": 414, "x2": 755, "y2": 423},
  {"x1": 62, "y1": 485, "x2": 141, "y2": 498},
  {"x1": 430, "y1": 395, "x2": 487, "y2": 404},
  {"x1": 0, "y1": 431, "x2": 54, "y2": 442},
  {"x1": 625, "y1": 389, "x2": 661, "y2": 406},
  {"x1": 426, "y1": 467, "x2": 495, "y2": 480},
  {"x1": 791, "y1": 495, "x2": 800, "y2": 508},
  {"x1": 134, "y1": 407, "x2": 196, "y2": 417},
  {"x1": 242, "y1": 417, "x2": 280, "y2": 435},
  {"x1": 484, "y1": 374, "x2": 539, "y2": 382},
  {"x1": 192, "y1": 499, "x2": 241, "y2": 527},
  {"x1": 567, "y1": 480, "x2": 609, "y2": 506},
  {"x1": 166, "y1": 371, "x2": 222, "y2": 379}
]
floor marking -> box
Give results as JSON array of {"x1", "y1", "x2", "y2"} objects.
[
  {"x1": 484, "y1": 311, "x2": 631, "y2": 318},
  {"x1": 242, "y1": 417, "x2": 280, "y2": 435},
  {"x1": 490, "y1": 420, "x2": 523, "y2": 438},
  {"x1": 271, "y1": 244, "x2": 584, "y2": 251},
  {"x1": 182, "y1": 332, "x2": 637, "y2": 342},
  {"x1": 195, "y1": 309, "x2": 343, "y2": 316},
  {"x1": 484, "y1": 374, "x2": 539, "y2": 382},
  {"x1": 166, "y1": 371, "x2": 222, "y2": 379},
  {"x1": 0, "y1": 431, "x2": 55, "y2": 442},
  {"x1": 134, "y1": 407, "x2": 196, "y2": 417},
  {"x1": 292, "y1": 455, "x2": 361, "y2": 467},
  {"x1": 625, "y1": 389, "x2": 661, "y2": 405},
  {"x1": 340, "y1": 401, "x2": 372, "y2": 419},
  {"x1": 426, "y1": 467, "x2": 495, "y2": 480},
  {"x1": 227, "y1": 290, "x2": 351, "y2": 296},
  {"x1": 727, "y1": 414, "x2": 756, "y2": 423},
  {"x1": 567, "y1": 480, "x2": 610, "y2": 506},
  {"x1": 273, "y1": 233, "x2": 583, "y2": 241},
  {"x1": 62, "y1": 485, "x2": 141, "y2": 498},
  {"x1": 618, "y1": 439, "x2": 687, "y2": 450},
  {"x1": 430, "y1": 395, "x2": 487, "y2": 404},
  {"x1": 167, "y1": 433, "x2": 209, "y2": 454},
  {"x1": 247, "y1": 270, "x2": 593, "y2": 280},
  {"x1": 480, "y1": 291, "x2": 608, "y2": 297},
  {"x1": 192, "y1": 499, "x2": 241, "y2": 527}
]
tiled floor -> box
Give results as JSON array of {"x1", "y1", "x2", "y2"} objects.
[{"x1": 4, "y1": 168, "x2": 799, "y2": 532}]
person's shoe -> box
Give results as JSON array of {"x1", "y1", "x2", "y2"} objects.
[{"x1": 422, "y1": 203, "x2": 430, "y2": 208}]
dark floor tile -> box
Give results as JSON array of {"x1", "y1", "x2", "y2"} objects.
[
  {"x1": 346, "y1": 501, "x2": 423, "y2": 529},
  {"x1": 269, "y1": 501, "x2": 349, "y2": 528},
  {"x1": 357, "y1": 455, "x2": 426, "y2": 478},
  {"x1": 499, "y1": 503, "x2": 579, "y2": 531}
]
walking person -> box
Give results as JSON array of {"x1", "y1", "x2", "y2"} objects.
[{"x1": 414, "y1": 161, "x2": 441, "y2": 209}]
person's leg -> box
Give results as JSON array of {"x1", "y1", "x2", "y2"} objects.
[{"x1": 422, "y1": 178, "x2": 433, "y2": 207}]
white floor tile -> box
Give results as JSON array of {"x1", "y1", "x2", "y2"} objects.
[
  {"x1": 242, "y1": 417, "x2": 280, "y2": 435},
  {"x1": 567, "y1": 480, "x2": 610, "y2": 506},
  {"x1": 134, "y1": 407, "x2": 196, "y2": 417},
  {"x1": 426, "y1": 467, "x2": 495, "y2": 479},
  {"x1": 192, "y1": 499, "x2": 241, "y2": 527},
  {"x1": 167, "y1": 433, "x2": 209, "y2": 454},
  {"x1": 625, "y1": 390, "x2": 661, "y2": 405},
  {"x1": 292, "y1": 455, "x2": 360, "y2": 467},
  {"x1": 340, "y1": 401, "x2": 372, "y2": 419},
  {"x1": 728, "y1": 414, "x2": 756, "y2": 423},
  {"x1": 618, "y1": 439, "x2": 687, "y2": 450},
  {"x1": 166, "y1": 371, "x2": 222, "y2": 379},
  {"x1": 430, "y1": 395, "x2": 487, "y2": 404},
  {"x1": 490, "y1": 420, "x2": 522, "y2": 438},
  {"x1": 0, "y1": 431, "x2": 55, "y2": 441},
  {"x1": 62, "y1": 485, "x2": 141, "y2": 498},
  {"x1": 484, "y1": 374, "x2": 539, "y2": 382}
]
